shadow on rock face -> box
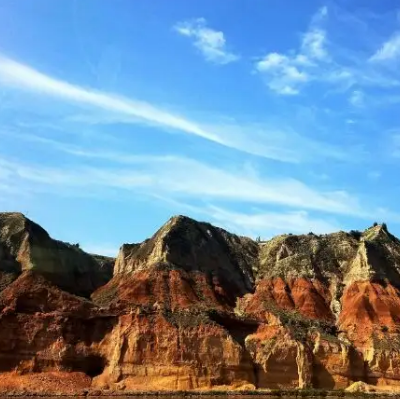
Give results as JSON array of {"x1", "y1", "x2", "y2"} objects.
[{"x1": 61, "y1": 354, "x2": 107, "y2": 378}]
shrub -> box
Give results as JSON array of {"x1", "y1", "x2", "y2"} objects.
[
  {"x1": 349, "y1": 230, "x2": 362, "y2": 240},
  {"x1": 262, "y1": 300, "x2": 337, "y2": 341}
]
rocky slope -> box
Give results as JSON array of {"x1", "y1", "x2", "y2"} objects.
[
  {"x1": 0, "y1": 213, "x2": 113, "y2": 297},
  {"x1": 1, "y1": 213, "x2": 400, "y2": 392}
]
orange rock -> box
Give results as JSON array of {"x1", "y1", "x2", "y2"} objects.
[{"x1": 2, "y1": 215, "x2": 400, "y2": 392}]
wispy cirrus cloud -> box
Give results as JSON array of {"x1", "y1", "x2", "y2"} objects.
[
  {"x1": 174, "y1": 18, "x2": 239, "y2": 64},
  {"x1": 2, "y1": 147, "x2": 398, "y2": 237},
  {"x1": 255, "y1": 7, "x2": 329, "y2": 95},
  {"x1": 202, "y1": 206, "x2": 341, "y2": 237},
  {"x1": 255, "y1": 6, "x2": 400, "y2": 95},
  {"x1": 0, "y1": 54, "x2": 348, "y2": 164},
  {"x1": 157, "y1": 198, "x2": 342, "y2": 238},
  {"x1": 0, "y1": 55, "x2": 222, "y2": 144},
  {"x1": 206, "y1": 207, "x2": 340, "y2": 239},
  {"x1": 349, "y1": 90, "x2": 365, "y2": 107},
  {"x1": 370, "y1": 32, "x2": 400, "y2": 62},
  {"x1": 0, "y1": 152, "x2": 362, "y2": 217}
]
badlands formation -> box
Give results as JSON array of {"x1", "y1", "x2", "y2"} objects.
[{"x1": 1, "y1": 212, "x2": 400, "y2": 393}]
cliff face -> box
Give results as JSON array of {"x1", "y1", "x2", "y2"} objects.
[
  {"x1": 112, "y1": 215, "x2": 257, "y2": 295},
  {"x1": 2, "y1": 214, "x2": 400, "y2": 393},
  {"x1": 95, "y1": 216, "x2": 258, "y2": 311},
  {"x1": 0, "y1": 213, "x2": 113, "y2": 297}
]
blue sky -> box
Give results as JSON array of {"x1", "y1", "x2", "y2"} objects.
[{"x1": 1, "y1": 0, "x2": 400, "y2": 256}]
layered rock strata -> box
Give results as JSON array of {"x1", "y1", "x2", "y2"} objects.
[{"x1": 1, "y1": 213, "x2": 400, "y2": 392}]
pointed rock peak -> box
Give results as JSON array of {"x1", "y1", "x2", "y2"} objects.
[
  {"x1": 157, "y1": 215, "x2": 237, "y2": 247},
  {"x1": 362, "y1": 223, "x2": 394, "y2": 242},
  {"x1": 164, "y1": 214, "x2": 210, "y2": 232},
  {"x1": 0, "y1": 212, "x2": 50, "y2": 241},
  {"x1": 113, "y1": 214, "x2": 258, "y2": 295},
  {"x1": 168, "y1": 214, "x2": 193, "y2": 224},
  {"x1": 0, "y1": 212, "x2": 25, "y2": 219}
]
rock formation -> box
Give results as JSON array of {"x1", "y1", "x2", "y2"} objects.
[
  {"x1": 1, "y1": 212, "x2": 400, "y2": 393},
  {"x1": 0, "y1": 212, "x2": 113, "y2": 297}
]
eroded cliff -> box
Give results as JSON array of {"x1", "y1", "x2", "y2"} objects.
[
  {"x1": 0, "y1": 212, "x2": 113, "y2": 297},
  {"x1": 1, "y1": 213, "x2": 400, "y2": 393}
]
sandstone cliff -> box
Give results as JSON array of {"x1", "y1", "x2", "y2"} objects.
[
  {"x1": 0, "y1": 212, "x2": 113, "y2": 297},
  {"x1": 1, "y1": 214, "x2": 400, "y2": 393},
  {"x1": 94, "y1": 215, "x2": 258, "y2": 310}
]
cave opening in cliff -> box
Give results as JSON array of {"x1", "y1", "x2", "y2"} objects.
[{"x1": 62, "y1": 354, "x2": 107, "y2": 378}]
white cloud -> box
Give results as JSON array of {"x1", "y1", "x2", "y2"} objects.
[
  {"x1": 301, "y1": 29, "x2": 328, "y2": 61},
  {"x1": 0, "y1": 54, "x2": 347, "y2": 164},
  {"x1": 156, "y1": 198, "x2": 341, "y2": 238},
  {"x1": 255, "y1": 7, "x2": 329, "y2": 95},
  {"x1": 367, "y1": 171, "x2": 381, "y2": 179},
  {"x1": 0, "y1": 154, "x2": 363, "y2": 217},
  {"x1": 370, "y1": 32, "x2": 400, "y2": 62},
  {"x1": 256, "y1": 6, "x2": 400, "y2": 95},
  {"x1": 349, "y1": 90, "x2": 365, "y2": 107},
  {"x1": 0, "y1": 55, "x2": 223, "y2": 143},
  {"x1": 256, "y1": 53, "x2": 309, "y2": 95},
  {"x1": 203, "y1": 206, "x2": 341, "y2": 237},
  {"x1": 174, "y1": 18, "x2": 239, "y2": 65},
  {"x1": 314, "y1": 6, "x2": 328, "y2": 21}
]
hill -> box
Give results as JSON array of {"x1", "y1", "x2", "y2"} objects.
[{"x1": 1, "y1": 212, "x2": 400, "y2": 392}]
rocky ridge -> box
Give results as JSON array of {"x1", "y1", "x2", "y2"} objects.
[
  {"x1": 1, "y1": 212, "x2": 400, "y2": 392},
  {"x1": 0, "y1": 212, "x2": 113, "y2": 297}
]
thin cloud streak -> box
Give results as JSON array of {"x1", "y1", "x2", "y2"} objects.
[
  {"x1": 0, "y1": 55, "x2": 222, "y2": 144},
  {"x1": 370, "y1": 32, "x2": 400, "y2": 62},
  {"x1": 0, "y1": 54, "x2": 346, "y2": 164},
  {"x1": 0, "y1": 154, "x2": 363, "y2": 217},
  {"x1": 0, "y1": 54, "x2": 352, "y2": 164},
  {"x1": 203, "y1": 206, "x2": 341, "y2": 237},
  {"x1": 155, "y1": 197, "x2": 341, "y2": 238}
]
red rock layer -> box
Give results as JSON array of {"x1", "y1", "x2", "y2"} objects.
[
  {"x1": 93, "y1": 269, "x2": 239, "y2": 311},
  {"x1": 245, "y1": 277, "x2": 333, "y2": 321},
  {"x1": 3, "y1": 272, "x2": 400, "y2": 391},
  {"x1": 0, "y1": 272, "x2": 114, "y2": 376},
  {"x1": 340, "y1": 281, "x2": 400, "y2": 345}
]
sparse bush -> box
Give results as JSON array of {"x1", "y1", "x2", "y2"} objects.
[
  {"x1": 372, "y1": 332, "x2": 400, "y2": 351},
  {"x1": 349, "y1": 230, "x2": 362, "y2": 240},
  {"x1": 262, "y1": 300, "x2": 337, "y2": 342},
  {"x1": 373, "y1": 222, "x2": 378, "y2": 227}
]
